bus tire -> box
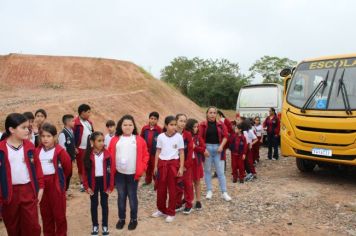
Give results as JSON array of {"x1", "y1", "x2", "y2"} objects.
[{"x1": 296, "y1": 158, "x2": 316, "y2": 172}]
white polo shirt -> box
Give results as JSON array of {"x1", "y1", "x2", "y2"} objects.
[
  {"x1": 156, "y1": 133, "x2": 184, "y2": 160},
  {"x1": 94, "y1": 152, "x2": 104, "y2": 177},
  {"x1": 39, "y1": 148, "x2": 56, "y2": 175},
  {"x1": 79, "y1": 119, "x2": 93, "y2": 149},
  {"x1": 7, "y1": 144, "x2": 31, "y2": 185},
  {"x1": 104, "y1": 133, "x2": 114, "y2": 148},
  {"x1": 254, "y1": 125, "x2": 263, "y2": 137},
  {"x1": 115, "y1": 135, "x2": 137, "y2": 175},
  {"x1": 243, "y1": 129, "x2": 257, "y2": 145}
]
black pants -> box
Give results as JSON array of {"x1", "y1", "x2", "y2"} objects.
[
  {"x1": 116, "y1": 172, "x2": 138, "y2": 221},
  {"x1": 267, "y1": 133, "x2": 279, "y2": 159},
  {"x1": 90, "y1": 177, "x2": 109, "y2": 227}
]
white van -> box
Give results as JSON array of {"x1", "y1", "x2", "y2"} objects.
[{"x1": 236, "y1": 83, "x2": 284, "y2": 130}]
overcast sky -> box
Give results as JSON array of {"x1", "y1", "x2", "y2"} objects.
[{"x1": 1, "y1": 0, "x2": 355, "y2": 82}]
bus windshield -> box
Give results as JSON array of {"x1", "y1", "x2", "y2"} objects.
[
  {"x1": 239, "y1": 86, "x2": 278, "y2": 108},
  {"x1": 287, "y1": 58, "x2": 356, "y2": 111}
]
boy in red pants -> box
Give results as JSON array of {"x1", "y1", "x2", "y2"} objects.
[
  {"x1": 229, "y1": 124, "x2": 248, "y2": 183},
  {"x1": 140, "y1": 112, "x2": 162, "y2": 186}
]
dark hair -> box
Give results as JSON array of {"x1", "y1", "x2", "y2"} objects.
[
  {"x1": 231, "y1": 120, "x2": 237, "y2": 126},
  {"x1": 175, "y1": 113, "x2": 187, "y2": 120},
  {"x1": 270, "y1": 107, "x2": 276, "y2": 115},
  {"x1": 78, "y1": 104, "x2": 91, "y2": 115},
  {"x1": 23, "y1": 112, "x2": 35, "y2": 120},
  {"x1": 217, "y1": 110, "x2": 226, "y2": 118},
  {"x1": 240, "y1": 119, "x2": 252, "y2": 132},
  {"x1": 115, "y1": 115, "x2": 138, "y2": 136},
  {"x1": 185, "y1": 118, "x2": 198, "y2": 134},
  {"x1": 163, "y1": 115, "x2": 176, "y2": 132},
  {"x1": 40, "y1": 123, "x2": 57, "y2": 136},
  {"x1": 35, "y1": 109, "x2": 47, "y2": 118},
  {"x1": 106, "y1": 120, "x2": 115, "y2": 127},
  {"x1": 84, "y1": 131, "x2": 104, "y2": 175},
  {"x1": 149, "y1": 111, "x2": 159, "y2": 119},
  {"x1": 1, "y1": 113, "x2": 28, "y2": 141},
  {"x1": 236, "y1": 123, "x2": 243, "y2": 131},
  {"x1": 62, "y1": 114, "x2": 74, "y2": 125}
]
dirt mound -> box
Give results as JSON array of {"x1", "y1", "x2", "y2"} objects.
[{"x1": 0, "y1": 53, "x2": 205, "y2": 130}]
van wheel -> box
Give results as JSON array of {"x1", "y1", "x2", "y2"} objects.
[{"x1": 296, "y1": 158, "x2": 316, "y2": 172}]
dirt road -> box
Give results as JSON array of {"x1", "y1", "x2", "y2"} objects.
[{"x1": 0, "y1": 147, "x2": 355, "y2": 236}]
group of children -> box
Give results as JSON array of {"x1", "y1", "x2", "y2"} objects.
[{"x1": 0, "y1": 105, "x2": 271, "y2": 235}]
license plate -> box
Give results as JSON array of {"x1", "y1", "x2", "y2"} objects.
[{"x1": 312, "y1": 148, "x2": 332, "y2": 157}]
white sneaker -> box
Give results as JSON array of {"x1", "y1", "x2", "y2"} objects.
[
  {"x1": 151, "y1": 210, "x2": 167, "y2": 218},
  {"x1": 222, "y1": 192, "x2": 232, "y2": 202},
  {"x1": 206, "y1": 191, "x2": 213, "y2": 199},
  {"x1": 165, "y1": 215, "x2": 175, "y2": 223}
]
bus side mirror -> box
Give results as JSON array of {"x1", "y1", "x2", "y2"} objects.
[
  {"x1": 284, "y1": 77, "x2": 291, "y2": 95},
  {"x1": 280, "y1": 68, "x2": 292, "y2": 77}
]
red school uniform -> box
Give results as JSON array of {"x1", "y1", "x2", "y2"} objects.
[
  {"x1": 192, "y1": 134, "x2": 206, "y2": 181},
  {"x1": 35, "y1": 145, "x2": 72, "y2": 236},
  {"x1": 229, "y1": 133, "x2": 248, "y2": 181},
  {"x1": 82, "y1": 149, "x2": 115, "y2": 192},
  {"x1": 176, "y1": 130, "x2": 194, "y2": 209},
  {"x1": 73, "y1": 117, "x2": 94, "y2": 176},
  {"x1": 108, "y1": 135, "x2": 149, "y2": 181},
  {"x1": 0, "y1": 139, "x2": 44, "y2": 236},
  {"x1": 140, "y1": 124, "x2": 162, "y2": 184}
]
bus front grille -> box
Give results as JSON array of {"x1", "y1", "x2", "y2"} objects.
[{"x1": 296, "y1": 126, "x2": 356, "y2": 134}]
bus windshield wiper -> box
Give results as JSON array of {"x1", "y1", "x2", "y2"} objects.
[
  {"x1": 301, "y1": 71, "x2": 329, "y2": 113},
  {"x1": 337, "y1": 69, "x2": 353, "y2": 115}
]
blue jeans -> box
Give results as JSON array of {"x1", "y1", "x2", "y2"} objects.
[
  {"x1": 115, "y1": 172, "x2": 138, "y2": 220},
  {"x1": 204, "y1": 144, "x2": 227, "y2": 193}
]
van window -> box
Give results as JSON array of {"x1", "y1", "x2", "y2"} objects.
[{"x1": 239, "y1": 86, "x2": 278, "y2": 108}]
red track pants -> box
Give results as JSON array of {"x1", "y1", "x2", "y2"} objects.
[
  {"x1": 176, "y1": 167, "x2": 194, "y2": 209},
  {"x1": 231, "y1": 154, "x2": 245, "y2": 181}
]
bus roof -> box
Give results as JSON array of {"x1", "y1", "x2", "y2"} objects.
[
  {"x1": 303, "y1": 53, "x2": 356, "y2": 62},
  {"x1": 241, "y1": 83, "x2": 283, "y2": 89}
]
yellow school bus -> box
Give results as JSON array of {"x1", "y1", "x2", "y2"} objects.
[{"x1": 280, "y1": 54, "x2": 356, "y2": 171}]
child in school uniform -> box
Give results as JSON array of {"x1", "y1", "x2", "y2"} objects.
[
  {"x1": 33, "y1": 109, "x2": 47, "y2": 147},
  {"x1": 104, "y1": 120, "x2": 116, "y2": 148},
  {"x1": 185, "y1": 118, "x2": 206, "y2": 210},
  {"x1": 83, "y1": 132, "x2": 114, "y2": 236},
  {"x1": 108, "y1": 115, "x2": 149, "y2": 231},
  {"x1": 140, "y1": 112, "x2": 162, "y2": 186},
  {"x1": 252, "y1": 117, "x2": 263, "y2": 164},
  {"x1": 175, "y1": 114, "x2": 194, "y2": 215},
  {"x1": 36, "y1": 123, "x2": 72, "y2": 236},
  {"x1": 23, "y1": 111, "x2": 36, "y2": 144},
  {"x1": 58, "y1": 114, "x2": 77, "y2": 192},
  {"x1": 240, "y1": 118, "x2": 258, "y2": 181},
  {"x1": 0, "y1": 113, "x2": 44, "y2": 236},
  {"x1": 73, "y1": 104, "x2": 94, "y2": 192},
  {"x1": 229, "y1": 124, "x2": 248, "y2": 183},
  {"x1": 151, "y1": 116, "x2": 184, "y2": 223}
]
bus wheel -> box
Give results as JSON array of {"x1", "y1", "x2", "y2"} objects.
[{"x1": 296, "y1": 158, "x2": 316, "y2": 172}]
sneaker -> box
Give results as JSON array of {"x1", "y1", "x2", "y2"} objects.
[
  {"x1": 151, "y1": 210, "x2": 167, "y2": 218},
  {"x1": 239, "y1": 179, "x2": 244, "y2": 184},
  {"x1": 253, "y1": 174, "x2": 257, "y2": 179},
  {"x1": 232, "y1": 178, "x2": 238, "y2": 183},
  {"x1": 116, "y1": 220, "x2": 125, "y2": 230},
  {"x1": 165, "y1": 215, "x2": 175, "y2": 223},
  {"x1": 128, "y1": 219, "x2": 138, "y2": 231},
  {"x1": 80, "y1": 184, "x2": 85, "y2": 192},
  {"x1": 91, "y1": 226, "x2": 99, "y2": 236},
  {"x1": 102, "y1": 226, "x2": 109, "y2": 235},
  {"x1": 245, "y1": 173, "x2": 253, "y2": 182},
  {"x1": 272, "y1": 157, "x2": 277, "y2": 161},
  {"x1": 222, "y1": 192, "x2": 232, "y2": 202},
  {"x1": 206, "y1": 191, "x2": 213, "y2": 199},
  {"x1": 195, "y1": 201, "x2": 202, "y2": 210},
  {"x1": 175, "y1": 205, "x2": 184, "y2": 213},
  {"x1": 183, "y1": 207, "x2": 192, "y2": 215}
]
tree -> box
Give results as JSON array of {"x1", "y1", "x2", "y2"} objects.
[
  {"x1": 161, "y1": 57, "x2": 250, "y2": 109},
  {"x1": 249, "y1": 56, "x2": 297, "y2": 84}
]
